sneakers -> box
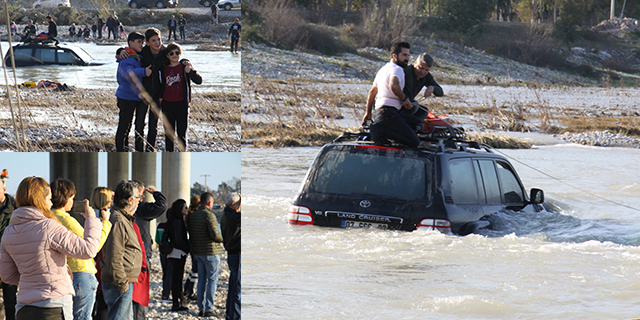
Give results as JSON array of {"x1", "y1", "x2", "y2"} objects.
[
  {"x1": 197, "y1": 311, "x2": 215, "y2": 317},
  {"x1": 159, "y1": 297, "x2": 171, "y2": 303},
  {"x1": 171, "y1": 306, "x2": 189, "y2": 312}
]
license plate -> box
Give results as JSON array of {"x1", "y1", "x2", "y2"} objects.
[{"x1": 342, "y1": 220, "x2": 388, "y2": 230}]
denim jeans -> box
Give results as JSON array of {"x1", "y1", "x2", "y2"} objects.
[
  {"x1": 371, "y1": 106, "x2": 421, "y2": 148},
  {"x1": 102, "y1": 281, "x2": 133, "y2": 320},
  {"x1": 116, "y1": 98, "x2": 148, "y2": 152},
  {"x1": 225, "y1": 254, "x2": 241, "y2": 320},
  {"x1": 72, "y1": 272, "x2": 98, "y2": 320},
  {"x1": 161, "y1": 251, "x2": 173, "y2": 299},
  {"x1": 193, "y1": 254, "x2": 221, "y2": 313}
]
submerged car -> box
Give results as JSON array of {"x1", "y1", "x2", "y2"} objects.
[
  {"x1": 4, "y1": 41, "x2": 102, "y2": 67},
  {"x1": 288, "y1": 127, "x2": 545, "y2": 235}
]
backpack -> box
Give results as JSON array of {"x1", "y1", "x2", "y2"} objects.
[{"x1": 159, "y1": 228, "x2": 173, "y2": 255}]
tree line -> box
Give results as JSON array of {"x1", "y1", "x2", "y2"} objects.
[
  {"x1": 251, "y1": 0, "x2": 637, "y2": 36},
  {"x1": 191, "y1": 177, "x2": 241, "y2": 207}
]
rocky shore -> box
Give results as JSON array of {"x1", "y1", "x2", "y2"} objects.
[{"x1": 146, "y1": 251, "x2": 231, "y2": 320}]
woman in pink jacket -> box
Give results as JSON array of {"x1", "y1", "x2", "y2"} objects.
[{"x1": 0, "y1": 177, "x2": 102, "y2": 320}]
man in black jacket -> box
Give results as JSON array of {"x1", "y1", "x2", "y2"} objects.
[
  {"x1": 221, "y1": 193, "x2": 240, "y2": 320},
  {"x1": 0, "y1": 178, "x2": 17, "y2": 320},
  {"x1": 46, "y1": 16, "x2": 58, "y2": 45},
  {"x1": 178, "y1": 14, "x2": 187, "y2": 41},
  {"x1": 401, "y1": 53, "x2": 444, "y2": 120},
  {"x1": 228, "y1": 18, "x2": 241, "y2": 53},
  {"x1": 167, "y1": 15, "x2": 177, "y2": 41},
  {"x1": 133, "y1": 180, "x2": 168, "y2": 264}
]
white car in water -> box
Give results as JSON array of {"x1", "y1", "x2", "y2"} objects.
[{"x1": 33, "y1": 0, "x2": 70, "y2": 9}]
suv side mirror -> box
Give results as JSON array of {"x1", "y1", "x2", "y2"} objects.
[{"x1": 529, "y1": 188, "x2": 544, "y2": 204}]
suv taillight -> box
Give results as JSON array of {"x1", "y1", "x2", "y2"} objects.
[
  {"x1": 288, "y1": 205, "x2": 313, "y2": 225},
  {"x1": 416, "y1": 219, "x2": 451, "y2": 233}
]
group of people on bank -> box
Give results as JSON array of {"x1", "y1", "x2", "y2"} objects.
[
  {"x1": 363, "y1": 41, "x2": 444, "y2": 148},
  {"x1": 0, "y1": 175, "x2": 241, "y2": 320}
]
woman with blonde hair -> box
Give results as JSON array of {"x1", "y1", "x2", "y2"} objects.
[
  {"x1": 50, "y1": 180, "x2": 112, "y2": 320},
  {"x1": 0, "y1": 177, "x2": 101, "y2": 320}
]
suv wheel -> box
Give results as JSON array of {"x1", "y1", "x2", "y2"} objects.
[
  {"x1": 202, "y1": 0, "x2": 211, "y2": 6},
  {"x1": 156, "y1": 1, "x2": 165, "y2": 8},
  {"x1": 129, "y1": 1, "x2": 138, "y2": 8},
  {"x1": 224, "y1": 3, "x2": 231, "y2": 10}
]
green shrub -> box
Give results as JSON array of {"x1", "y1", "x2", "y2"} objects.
[{"x1": 435, "y1": 0, "x2": 492, "y2": 34}]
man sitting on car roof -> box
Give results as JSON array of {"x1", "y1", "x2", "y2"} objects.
[
  {"x1": 401, "y1": 53, "x2": 444, "y2": 120},
  {"x1": 362, "y1": 41, "x2": 422, "y2": 148},
  {"x1": 46, "y1": 16, "x2": 58, "y2": 45},
  {"x1": 20, "y1": 20, "x2": 36, "y2": 42}
]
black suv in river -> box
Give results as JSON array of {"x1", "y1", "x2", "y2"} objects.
[{"x1": 288, "y1": 128, "x2": 545, "y2": 235}]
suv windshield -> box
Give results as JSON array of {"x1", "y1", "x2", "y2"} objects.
[{"x1": 312, "y1": 150, "x2": 431, "y2": 201}]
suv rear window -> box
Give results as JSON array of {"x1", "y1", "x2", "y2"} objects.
[{"x1": 312, "y1": 151, "x2": 430, "y2": 201}]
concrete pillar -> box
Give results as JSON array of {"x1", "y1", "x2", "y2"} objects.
[
  {"x1": 49, "y1": 153, "x2": 80, "y2": 187},
  {"x1": 77, "y1": 153, "x2": 99, "y2": 200},
  {"x1": 161, "y1": 153, "x2": 191, "y2": 214},
  {"x1": 107, "y1": 153, "x2": 129, "y2": 191},
  {"x1": 132, "y1": 153, "x2": 157, "y2": 201},
  {"x1": 132, "y1": 153, "x2": 159, "y2": 246},
  {"x1": 611, "y1": 0, "x2": 616, "y2": 19}
]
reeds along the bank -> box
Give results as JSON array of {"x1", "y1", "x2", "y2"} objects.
[{"x1": 0, "y1": 89, "x2": 240, "y2": 152}]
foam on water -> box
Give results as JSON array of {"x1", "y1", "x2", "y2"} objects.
[{"x1": 243, "y1": 145, "x2": 640, "y2": 319}]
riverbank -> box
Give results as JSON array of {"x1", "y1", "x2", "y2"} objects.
[
  {"x1": 0, "y1": 88, "x2": 240, "y2": 152},
  {"x1": 241, "y1": 39, "x2": 640, "y2": 149},
  {"x1": 146, "y1": 251, "x2": 231, "y2": 320},
  {"x1": 1, "y1": 6, "x2": 241, "y2": 44}
]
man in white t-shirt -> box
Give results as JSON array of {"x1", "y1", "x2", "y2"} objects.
[{"x1": 362, "y1": 41, "x2": 422, "y2": 148}]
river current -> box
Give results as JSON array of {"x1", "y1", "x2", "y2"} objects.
[
  {"x1": 0, "y1": 41, "x2": 240, "y2": 92},
  {"x1": 243, "y1": 144, "x2": 640, "y2": 319}
]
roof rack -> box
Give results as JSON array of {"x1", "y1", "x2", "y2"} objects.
[
  {"x1": 333, "y1": 123, "x2": 493, "y2": 153},
  {"x1": 18, "y1": 38, "x2": 56, "y2": 46}
]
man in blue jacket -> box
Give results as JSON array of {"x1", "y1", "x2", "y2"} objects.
[{"x1": 115, "y1": 32, "x2": 152, "y2": 152}]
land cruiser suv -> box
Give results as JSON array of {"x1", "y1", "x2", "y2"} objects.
[{"x1": 288, "y1": 128, "x2": 545, "y2": 235}]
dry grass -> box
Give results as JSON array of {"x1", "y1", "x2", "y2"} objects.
[
  {"x1": 559, "y1": 116, "x2": 640, "y2": 137},
  {"x1": 468, "y1": 133, "x2": 531, "y2": 149},
  {"x1": 0, "y1": 88, "x2": 240, "y2": 151},
  {"x1": 242, "y1": 122, "x2": 344, "y2": 147}
]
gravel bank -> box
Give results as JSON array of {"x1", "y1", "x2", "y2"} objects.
[
  {"x1": 242, "y1": 39, "x2": 640, "y2": 149},
  {"x1": 242, "y1": 37, "x2": 596, "y2": 86},
  {"x1": 146, "y1": 251, "x2": 231, "y2": 320}
]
